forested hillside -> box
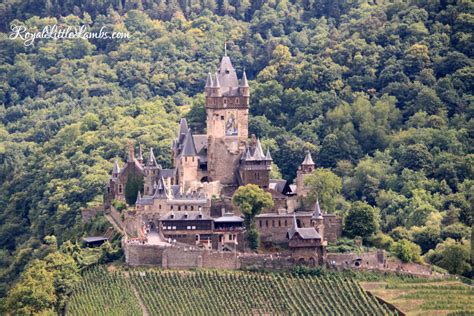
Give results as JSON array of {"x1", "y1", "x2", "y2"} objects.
[{"x1": 0, "y1": 0, "x2": 472, "y2": 308}]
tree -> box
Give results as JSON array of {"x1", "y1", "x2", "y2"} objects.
[
  {"x1": 233, "y1": 184, "x2": 273, "y2": 250},
  {"x1": 304, "y1": 168, "x2": 343, "y2": 213},
  {"x1": 43, "y1": 252, "x2": 80, "y2": 314},
  {"x1": 399, "y1": 144, "x2": 433, "y2": 171},
  {"x1": 6, "y1": 260, "x2": 56, "y2": 315},
  {"x1": 344, "y1": 201, "x2": 379, "y2": 238},
  {"x1": 391, "y1": 239, "x2": 422, "y2": 263},
  {"x1": 411, "y1": 226, "x2": 440, "y2": 253},
  {"x1": 125, "y1": 171, "x2": 144, "y2": 205},
  {"x1": 427, "y1": 238, "x2": 471, "y2": 276}
]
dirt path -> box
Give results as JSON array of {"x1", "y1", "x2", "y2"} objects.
[{"x1": 128, "y1": 274, "x2": 150, "y2": 316}]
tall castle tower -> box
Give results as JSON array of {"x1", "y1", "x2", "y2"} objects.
[{"x1": 205, "y1": 50, "x2": 249, "y2": 185}]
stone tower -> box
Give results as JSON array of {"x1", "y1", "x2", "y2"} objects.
[
  {"x1": 311, "y1": 199, "x2": 324, "y2": 239},
  {"x1": 295, "y1": 151, "x2": 315, "y2": 197},
  {"x1": 239, "y1": 137, "x2": 272, "y2": 189},
  {"x1": 205, "y1": 52, "x2": 249, "y2": 185}
]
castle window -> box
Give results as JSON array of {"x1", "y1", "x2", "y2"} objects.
[
  {"x1": 259, "y1": 220, "x2": 262, "y2": 228},
  {"x1": 119, "y1": 185, "x2": 122, "y2": 193},
  {"x1": 223, "y1": 98, "x2": 227, "y2": 105},
  {"x1": 221, "y1": 115, "x2": 224, "y2": 120},
  {"x1": 236, "y1": 98, "x2": 239, "y2": 104},
  {"x1": 285, "y1": 219, "x2": 287, "y2": 226},
  {"x1": 146, "y1": 187, "x2": 149, "y2": 194},
  {"x1": 266, "y1": 220, "x2": 268, "y2": 228},
  {"x1": 159, "y1": 205, "x2": 161, "y2": 210},
  {"x1": 178, "y1": 206, "x2": 181, "y2": 211},
  {"x1": 171, "y1": 206, "x2": 174, "y2": 210},
  {"x1": 185, "y1": 157, "x2": 187, "y2": 162},
  {"x1": 279, "y1": 220, "x2": 281, "y2": 227},
  {"x1": 185, "y1": 205, "x2": 187, "y2": 210},
  {"x1": 272, "y1": 220, "x2": 275, "y2": 227},
  {"x1": 152, "y1": 170, "x2": 155, "y2": 175},
  {"x1": 107, "y1": 187, "x2": 110, "y2": 193},
  {"x1": 191, "y1": 206, "x2": 194, "y2": 210}
]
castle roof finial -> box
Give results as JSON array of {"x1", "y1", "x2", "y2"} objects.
[
  {"x1": 147, "y1": 147, "x2": 158, "y2": 167},
  {"x1": 224, "y1": 41, "x2": 227, "y2": 56},
  {"x1": 205, "y1": 71, "x2": 213, "y2": 88}
]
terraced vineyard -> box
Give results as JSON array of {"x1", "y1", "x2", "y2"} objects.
[
  {"x1": 68, "y1": 267, "x2": 396, "y2": 315},
  {"x1": 68, "y1": 267, "x2": 142, "y2": 316}
]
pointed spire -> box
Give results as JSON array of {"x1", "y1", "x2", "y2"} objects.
[
  {"x1": 293, "y1": 212, "x2": 298, "y2": 228},
  {"x1": 265, "y1": 148, "x2": 272, "y2": 161},
  {"x1": 137, "y1": 144, "x2": 143, "y2": 163},
  {"x1": 112, "y1": 160, "x2": 120, "y2": 176},
  {"x1": 253, "y1": 138, "x2": 265, "y2": 160},
  {"x1": 313, "y1": 199, "x2": 323, "y2": 220},
  {"x1": 179, "y1": 118, "x2": 189, "y2": 137},
  {"x1": 181, "y1": 128, "x2": 197, "y2": 157},
  {"x1": 224, "y1": 41, "x2": 227, "y2": 56},
  {"x1": 213, "y1": 72, "x2": 220, "y2": 87},
  {"x1": 205, "y1": 71, "x2": 213, "y2": 88},
  {"x1": 147, "y1": 148, "x2": 158, "y2": 167},
  {"x1": 136, "y1": 190, "x2": 142, "y2": 204},
  {"x1": 154, "y1": 176, "x2": 169, "y2": 199},
  {"x1": 302, "y1": 150, "x2": 315, "y2": 166},
  {"x1": 240, "y1": 70, "x2": 249, "y2": 87}
]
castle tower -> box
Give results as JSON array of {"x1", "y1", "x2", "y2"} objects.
[
  {"x1": 311, "y1": 199, "x2": 324, "y2": 239},
  {"x1": 296, "y1": 151, "x2": 315, "y2": 197},
  {"x1": 144, "y1": 148, "x2": 160, "y2": 195},
  {"x1": 177, "y1": 128, "x2": 199, "y2": 190},
  {"x1": 205, "y1": 51, "x2": 249, "y2": 185},
  {"x1": 239, "y1": 138, "x2": 272, "y2": 189}
]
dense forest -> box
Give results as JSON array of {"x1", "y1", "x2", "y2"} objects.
[{"x1": 0, "y1": 0, "x2": 472, "y2": 312}]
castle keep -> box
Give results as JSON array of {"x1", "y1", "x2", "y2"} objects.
[{"x1": 105, "y1": 51, "x2": 342, "y2": 264}]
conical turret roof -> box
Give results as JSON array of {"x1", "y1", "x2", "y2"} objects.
[
  {"x1": 240, "y1": 70, "x2": 249, "y2": 87},
  {"x1": 265, "y1": 148, "x2": 272, "y2": 161},
  {"x1": 302, "y1": 151, "x2": 315, "y2": 166},
  {"x1": 205, "y1": 71, "x2": 213, "y2": 88},
  {"x1": 147, "y1": 148, "x2": 158, "y2": 167},
  {"x1": 112, "y1": 160, "x2": 120, "y2": 175},
  {"x1": 313, "y1": 199, "x2": 323, "y2": 220},
  {"x1": 181, "y1": 129, "x2": 197, "y2": 157}
]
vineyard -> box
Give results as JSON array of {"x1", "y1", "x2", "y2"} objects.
[
  {"x1": 68, "y1": 267, "x2": 396, "y2": 315},
  {"x1": 67, "y1": 267, "x2": 142, "y2": 316},
  {"x1": 362, "y1": 280, "x2": 474, "y2": 315}
]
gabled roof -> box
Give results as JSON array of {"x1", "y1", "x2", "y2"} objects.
[
  {"x1": 302, "y1": 151, "x2": 315, "y2": 166},
  {"x1": 153, "y1": 176, "x2": 169, "y2": 199},
  {"x1": 287, "y1": 212, "x2": 321, "y2": 240},
  {"x1": 181, "y1": 129, "x2": 197, "y2": 157}
]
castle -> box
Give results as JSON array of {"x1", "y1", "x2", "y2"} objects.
[{"x1": 105, "y1": 52, "x2": 341, "y2": 265}]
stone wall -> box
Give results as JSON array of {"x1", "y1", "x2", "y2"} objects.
[
  {"x1": 123, "y1": 241, "x2": 166, "y2": 266},
  {"x1": 323, "y1": 214, "x2": 343, "y2": 243}
]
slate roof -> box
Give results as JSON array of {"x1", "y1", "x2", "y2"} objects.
[
  {"x1": 287, "y1": 213, "x2": 321, "y2": 240},
  {"x1": 240, "y1": 70, "x2": 249, "y2": 87},
  {"x1": 181, "y1": 129, "x2": 197, "y2": 156},
  {"x1": 161, "y1": 211, "x2": 212, "y2": 221},
  {"x1": 159, "y1": 168, "x2": 176, "y2": 179},
  {"x1": 312, "y1": 199, "x2": 323, "y2": 220},
  {"x1": 269, "y1": 179, "x2": 287, "y2": 194},
  {"x1": 214, "y1": 214, "x2": 244, "y2": 223},
  {"x1": 302, "y1": 151, "x2": 315, "y2": 165}
]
